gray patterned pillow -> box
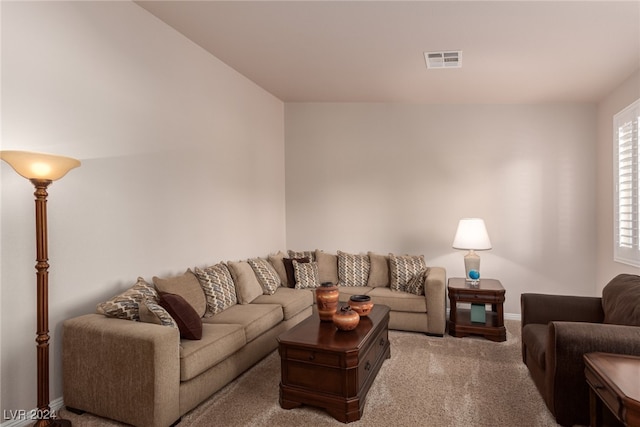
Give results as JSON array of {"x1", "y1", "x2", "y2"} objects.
[
  {"x1": 389, "y1": 254, "x2": 427, "y2": 293},
  {"x1": 139, "y1": 299, "x2": 179, "y2": 329},
  {"x1": 293, "y1": 261, "x2": 320, "y2": 289},
  {"x1": 96, "y1": 277, "x2": 158, "y2": 321},
  {"x1": 404, "y1": 268, "x2": 430, "y2": 295},
  {"x1": 193, "y1": 264, "x2": 237, "y2": 316},
  {"x1": 288, "y1": 249, "x2": 316, "y2": 261},
  {"x1": 337, "y1": 251, "x2": 370, "y2": 287},
  {"x1": 248, "y1": 257, "x2": 280, "y2": 295}
]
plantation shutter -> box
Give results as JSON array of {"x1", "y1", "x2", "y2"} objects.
[{"x1": 614, "y1": 99, "x2": 640, "y2": 267}]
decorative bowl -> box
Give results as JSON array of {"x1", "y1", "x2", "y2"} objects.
[{"x1": 349, "y1": 295, "x2": 374, "y2": 317}]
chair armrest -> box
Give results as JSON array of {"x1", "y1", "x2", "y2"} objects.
[
  {"x1": 424, "y1": 266, "x2": 447, "y2": 336},
  {"x1": 521, "y1": 293, "x2": 604, "y2": 327},
  {"x1": 63, "y1": 314, "x2": 181, "y2": 427},
  {"x1": 546, "y1": 321, "x2": 640, "y2": 426}
]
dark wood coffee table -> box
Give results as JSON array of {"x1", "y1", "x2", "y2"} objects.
[
  {"x1": 584, "y1": 352, "x2": 640, "y2": 427},
  {"x1": 277, "y1": 304, "x2": 390, "y2": 423}
]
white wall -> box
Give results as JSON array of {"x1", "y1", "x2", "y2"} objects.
[
  {"x1": 595, "y1": 69, "x2": 640, "y2": 292},
  {"x1": 1, "y1": 1, "x2": 284, "y2": 416},
  {"x1": 285, "y1": 103, "x2": 597, "y2": 315}
]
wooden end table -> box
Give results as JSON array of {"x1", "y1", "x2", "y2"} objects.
[
  {"x1": 584, "y1": 352, "x2": 640, "y2": 427},
  {"x1": 277, "y1": 304, "x2": 390, "y2": 423},
  {"x1": 447, "y1": 277, "x2": 506, "y2": 342}
]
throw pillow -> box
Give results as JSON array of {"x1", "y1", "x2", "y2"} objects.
[
  {"x1": 268, "y1": 251, "x2": 289, "y2": 286},
  {"x1": 158, "y1": 292, "x2": 203, "y2": 340},
  {"x1": 288, "y1": 249, "x2": 315, "y2": 262},
  {"x1": 283, "y1": 257, "x2": 310, "y2": 288},
  {"x1": 367, "y1": 252, "x2": 390, "y2": 288},
  {"x1": 315, "y1": 250, "x2": 339, "y2": 285},
  {"x1": 337, "y1": 251, "x2": 370, "y2": 287},
  {"x1": 293, "y1": 261, "x2": 320, "y2": 289},
  {"x1": 247, "y1": 257, "x2": 281, "y2": 295},
  {"x1": 96, "y1": 277, "x2": 158, "y2": 321},
  {"x1": 227, "y1": 261, "x2": 263, "y2": 304},
  {"x1": 602, "y1": 274, "x2": 640, "y2": 326},
  {"x1": 388, "y1": 253, "x2": 427, "y2": 293},
  {"x1": 404, "y1": 268, "x2": 430, "y2": 295},
  {"x1": 153, "y1": 269, "x2": 207, "y2": 318},
  {"x1": 193, "y1": 263, "x2": 237, "y2": 316},
  {"x1": 139, "y1": 299, "x2": 179, "y2": 329}
]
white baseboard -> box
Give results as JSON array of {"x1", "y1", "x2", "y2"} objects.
[
  {"x1": 1, "y1": 397, "x2": 65, "y2": 427},
  {"x1": 446, "y1": 307, "x2": 522, "y2": 322}
]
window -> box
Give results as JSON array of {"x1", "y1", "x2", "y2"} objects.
[{"x1": 614, "y1": 99, "x2": 640, "y2": 267}]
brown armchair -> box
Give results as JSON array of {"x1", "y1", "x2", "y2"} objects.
[{"x1": 521, "y1": 274, "x2": 640, "y2": 427}]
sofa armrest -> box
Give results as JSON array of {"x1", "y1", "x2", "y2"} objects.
[
  {"x1": 424, "y1": 267, "x2": 447, "y2": 336},
  {"x1": 521, "y1": 293, "x2": 604, "y2": 327},
  {"x1": 63, "y1": 314, "x2": 181, "y2": 427},
  {"x1": 546, "y1": 321, "x2": 640, "y2": 426}
]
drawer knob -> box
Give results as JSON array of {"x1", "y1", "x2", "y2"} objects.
[
  {"x1": 308, "y1": 353, "x2": 315, "y2": 361},
  {"x1": 379, "y1": 338, "x2": 385, "y2": 346},
  {"x1": 365, "y1": 361, "x2": 371, "y2": 371}
]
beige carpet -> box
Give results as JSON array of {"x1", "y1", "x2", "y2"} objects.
[{"x1": 59, "y1": 320, "x2": 560, "y2": 427}]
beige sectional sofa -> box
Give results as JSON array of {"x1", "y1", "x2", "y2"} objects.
[{"x1": 62, "y1": 250, "x2": 446, "y2": 427}]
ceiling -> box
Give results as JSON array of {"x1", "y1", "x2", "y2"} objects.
[{"x1": 136, "y1": 1, "x2": 640, "y2": 104}]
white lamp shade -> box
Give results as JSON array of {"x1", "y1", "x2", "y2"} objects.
[
  {"x1": 452, "y1": 218, "x2": 492, "y2": 250},
  {"x1": 0, "y1": 150, "x2": 81, "y2": 181}
]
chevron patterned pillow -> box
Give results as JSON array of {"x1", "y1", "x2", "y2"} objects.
[
  {"x1": 96, "y1": 277, "x2": 158, "y2": 321},
  {"x1": 248, "y1": 257, "x2": 280, "y2": 295},
  {"x1": 337, "y1": 251, "x2": 371, "y2": 287},
  {"x1": 389, "y1": 253, "x2": 427, "y2": 293},
  {"x1": 293, "y1": 260, "x2": 320, "y2": 289},
  {"x1": 193, "y1": 264, "x2": 237, "y2": 316}
]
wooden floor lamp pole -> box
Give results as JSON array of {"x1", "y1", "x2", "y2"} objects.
[{"x1": 32, "y1": 179, "x2": 71, "y2": 427}]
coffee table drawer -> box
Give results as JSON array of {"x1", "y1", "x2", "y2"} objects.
[
  {"x1": 358, "y1": 327, "x2": 388, "y2": 388},
  {"x1": 285, "y1": 347, "x2": 342, "y2": 367},
  {"x1": 585, "y1": 368, "x2": 622, "y2": 418}
]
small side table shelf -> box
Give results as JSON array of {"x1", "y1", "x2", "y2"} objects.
[
  {"x1": 584, "y1": 352, "x2": 640, "y2": 427},
  {"x1": 447, "y1": 277, "x2": 506, "y2": 342}
]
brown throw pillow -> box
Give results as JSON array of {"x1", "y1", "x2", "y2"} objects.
[
  {"x1": 283, "y1": 257, "x2": 310, "y2": 288},
  {"x1": 159, "y1": 292, "x2": 203, "y2": 340}
]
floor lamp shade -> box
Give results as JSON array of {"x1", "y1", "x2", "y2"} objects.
[
  {"x1": 1, "y1": 150, "x2": 80, "y2": 427},
  {"x1": 452, "y1": 218, "x2": 492, "y2": 280}
]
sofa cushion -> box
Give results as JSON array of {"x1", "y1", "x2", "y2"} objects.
[
  {"x1": 268, "y1": 251, "x2": 288, "y2": 286},
  {"x1": 205, "y1": 303, "x2": 283, "y2": 342},
  {"x1": 602, "y1": 274, "x2": 640, "y2": 326},
  {"x1": 293, "y1": 260, "x2": 320, "y2": 289},
  {"x1": 283, "y1": 257, "x2": 309, "y2": 288},
  {"x1": 366, "y1": 287, "x2": 426, "y2": 313},
  {"x1": 96, "y1": 277, "x2": 158, "y2": 321},
  {"x1": 153, "y1": 270, "x2": 207, "y2": 318},
  {"x1": 139, "y1": 299, "x2": 178, "y2": 329},
  {"x1": 193, "y1": 264, "x2": 237, "y2": 317},
  {"x1": 247, "y1": 257, "x2": 280, "y2": 295},
  {"x1": 388, "y1": 253, "x2": 427, "y2": 293},
  {"x1": 315, "y1": 250, "x2": 339, "y2": 285},
  {"x1": 227, "y1": 261, "x2": 263, "y2": 304},
  {"x1": 179, "y1": 323, "x2": 246, "y2": 381},
  {"x1": 159, "y1": 293, "x2": 203, "y2": 340},
  {"x1": 367, "y1": 252, "x2": 390, "y2": 288},
  {"x1": 522, "y1": 323, "x2": 548, "y2": 369},
  {"x1": 252, "y1": 286, "x2": 314, "y2": 320},
  {"x1": 337, "y1": 251, "x2": 370, "y2": 287}
]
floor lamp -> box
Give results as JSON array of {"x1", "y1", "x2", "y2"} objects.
[{"x1": 1, "y1": 151, "x2": 80, "y2": 427}]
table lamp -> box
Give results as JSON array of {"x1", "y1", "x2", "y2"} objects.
[{"x1": 452, "y1": 218, "x2": 492, "y2": 281}]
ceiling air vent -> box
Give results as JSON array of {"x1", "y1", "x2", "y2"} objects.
[{"x1": 424, "y1": 51, "x2": 462, "y2": 69}]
